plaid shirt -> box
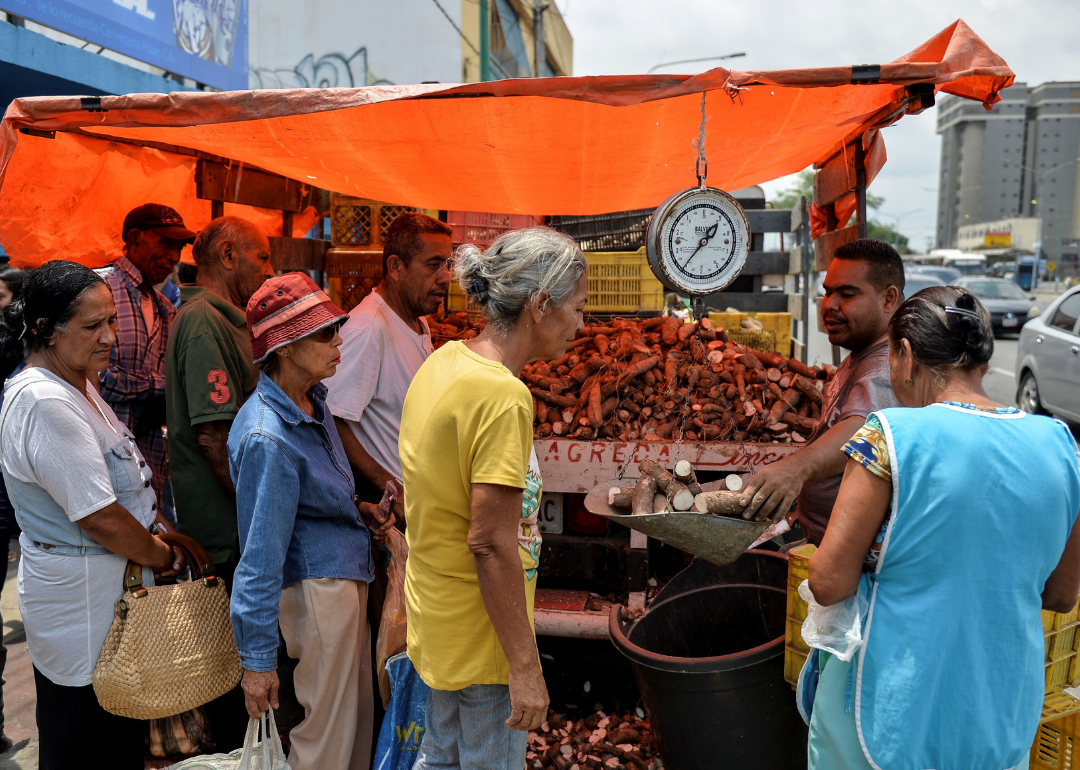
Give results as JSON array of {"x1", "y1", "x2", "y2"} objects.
[{"x1": 99, "y1": 256, "x2": 175, "y2": 507}]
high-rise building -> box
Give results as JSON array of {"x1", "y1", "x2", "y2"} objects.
[{"x1": 936, "y1": 81, "x2": 1080, "y2": 265}]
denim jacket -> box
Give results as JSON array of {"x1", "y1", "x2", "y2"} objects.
[{"x1": 228, "y1": 374, "x2": 374, "y2": 672}]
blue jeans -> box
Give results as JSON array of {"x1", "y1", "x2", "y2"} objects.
[{"x1": 413, "y1": 684, "x2": 528, "y2": 770}]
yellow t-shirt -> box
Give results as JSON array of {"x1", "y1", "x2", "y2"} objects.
[{"x1": 400, "y1": 341, "x2": 543, "y2": 691}]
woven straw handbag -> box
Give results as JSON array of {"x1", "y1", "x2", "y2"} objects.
[{"x1": 94, "y1": 532, "x2": 242, "y2": 719}]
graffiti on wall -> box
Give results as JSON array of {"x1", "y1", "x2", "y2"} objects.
[{"x1": 250, "y1": 47, "x2": 394, "y2": 89}]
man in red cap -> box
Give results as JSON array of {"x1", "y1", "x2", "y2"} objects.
[{"x1": 99, "y1": 203, "x2": 196, "y2": 518}]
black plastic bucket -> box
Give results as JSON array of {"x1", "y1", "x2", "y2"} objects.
[{"x1": 609, "y1": 551, "x2": 807, "y2": 770}]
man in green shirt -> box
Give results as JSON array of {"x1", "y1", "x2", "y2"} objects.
[
  {"x1": 165, "y1": 216, "x2": 272, "y2": 751},
  {"x1": 166, "y1": 216, "x2": 273, "y2": 580}
]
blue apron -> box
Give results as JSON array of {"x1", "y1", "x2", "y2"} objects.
[{"x1": 803, "y1": 404, "x2": 1079, "y2": 770}]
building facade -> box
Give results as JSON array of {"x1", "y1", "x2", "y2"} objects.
[
  {"x1": 936, "y1": 81, "x2": 1080, "y2": 276},
  {"x1": 248, "y1": 0, "x2": 572, "y2": 89},
  {"x1": 956, "y1": 217, "x2": 1042, "y2": 252}
]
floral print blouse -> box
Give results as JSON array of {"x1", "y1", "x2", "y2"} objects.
[{"x1": 841, "y1": 402, "x2": 1022, "y2": 568}]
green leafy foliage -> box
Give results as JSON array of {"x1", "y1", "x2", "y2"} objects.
[{"x1": 769, "y1": 170, "x2": 907, "y2": 252}]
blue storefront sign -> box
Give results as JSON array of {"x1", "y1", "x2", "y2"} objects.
[{"x1": 0, "y1": 0, "x2": 247, "y2": 91}]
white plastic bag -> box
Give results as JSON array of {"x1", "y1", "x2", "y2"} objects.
[
  {"x1": 168, "y1": 710, "x2": 291, "y2": 770},
  {"x1": 798, "y1": 579, "x2": 869, "y2": 662}
]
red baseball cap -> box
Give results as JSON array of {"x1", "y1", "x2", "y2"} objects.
[
  {"x1": 122, "y1": 203, "x2": 197, "y2": 244},
  {"x1": 247, "y1": 273, "x2": 347, "y2": 363}
]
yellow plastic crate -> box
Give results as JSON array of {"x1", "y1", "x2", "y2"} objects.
[
  {"x1": 708, "y1": 311, "x2": 746, "y2": 331},
  {"x1": 584, "y1": 249, "x2": 664, "y2": 313},
  {"x1": 445, "y1": 283, "x2": 485, "y2": 320},
  {"x1": 1033, "y1": 712, "x2": 1080, "y2": 769},
  {"x1": 1046, "y1": 598, "x2": 1080, "y2": 694},
  {"x1": 785, "y1": 544, "x2": 817, "y2": 686},
  {"x1": 1044, "y1": 689, "x2": 1080, "y2": 724}
]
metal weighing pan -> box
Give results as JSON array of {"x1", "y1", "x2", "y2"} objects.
[{"x1": 584, "y1": 478, "x2": 773, "y2": 567}]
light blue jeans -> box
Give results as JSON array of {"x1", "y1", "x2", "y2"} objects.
[{"x1": 412, "y1": 684, "x2": 528, "y2": 770}]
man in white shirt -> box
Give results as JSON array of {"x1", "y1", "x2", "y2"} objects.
[{"x1": 325, "y1": 213, "x2": 453, "y2": 520}]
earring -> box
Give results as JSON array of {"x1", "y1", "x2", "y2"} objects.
[{"x1": 904, "y1": 378, "x2": 913, "y2": 386}]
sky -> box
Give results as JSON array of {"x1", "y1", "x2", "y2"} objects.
[{"x1": 557, "y1": 0, "x2": 1080, "y2": 252}]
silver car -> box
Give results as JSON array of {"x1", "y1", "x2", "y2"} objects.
[{"x1": 1016, "y1": 286, "x2": 1080, "y2": 423}]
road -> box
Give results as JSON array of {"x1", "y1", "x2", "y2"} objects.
[{"x1": 985, "y1": 334, "x2": 1021, "y2": 407}]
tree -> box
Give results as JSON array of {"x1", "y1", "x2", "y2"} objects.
[
  {"x1": 770, "y1": 170, "x2": 814, "y2": 210},
  {"x1": 770, "y1": 170, "x2": 910, "y2": 253},
  {"x1": 867, "y1": 220, "x2": 909, "y2": 253},
  {"x1": 770, "y1": 170, "x2": 884, "y2": 212}
]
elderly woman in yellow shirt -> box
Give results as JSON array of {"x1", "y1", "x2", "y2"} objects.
[{"x1": 400, "y1": 227, "x2": 587, "y2": 770}]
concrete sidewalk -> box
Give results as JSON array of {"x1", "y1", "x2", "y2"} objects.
[{"x1": 0, "y1": 539, "x2": 37, "y2": 770}]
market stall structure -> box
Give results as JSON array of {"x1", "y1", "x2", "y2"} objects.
[{"x1": 0, "y1": 17, "x2": 1036, "y2": 766}]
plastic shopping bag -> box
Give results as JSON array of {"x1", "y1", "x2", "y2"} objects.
[
  {"x1": 375, "y1": 524, "x2": 410, "y2": 708},
  {"x1": 374, "y1": 652, "x2": 430, "y2": 770},
  {"x1": 168, "y1": 710, "x2": 291, "y2": 770},
  {"x1": 798, "y1": 578, "x2": 869, "y2": 662}
]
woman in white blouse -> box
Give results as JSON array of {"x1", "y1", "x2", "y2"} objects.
[{"x1": 0, "y1": 261, "x2": 181, "y2": 770}]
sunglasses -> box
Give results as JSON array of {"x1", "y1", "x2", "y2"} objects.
[{"x1": 310, "y1": 320, "x2": 345, "y2": 344}]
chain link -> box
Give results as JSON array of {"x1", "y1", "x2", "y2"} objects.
[{"x1": 692, "y1": 92, "x2": 708, "y2": 188}]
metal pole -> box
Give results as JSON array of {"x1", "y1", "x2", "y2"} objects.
[
  {"x1": 479, "y1": 0, "x2": 490, "y2": 82},
  {"x1": 533, "y1": 2, "x2": 548, "y2": 77}
]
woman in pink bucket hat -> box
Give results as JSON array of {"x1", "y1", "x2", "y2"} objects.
[{"x1": 227, "y1": 272, "x2": 394, "y2": 770}]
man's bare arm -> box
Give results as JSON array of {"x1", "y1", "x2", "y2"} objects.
[
  {"x1": 333, "y1": 416, "x2": 404, "y2": 521},
  {"x1": 739, "y1": 415, "x2": 866, "y2": 522},
  {"x1": 196, "y1": 420, "x2": 236, "y2": 499}
]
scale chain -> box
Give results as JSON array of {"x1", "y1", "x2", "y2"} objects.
[{"x1": 692, "y1": 92, "x2": 708, "y2": 188}]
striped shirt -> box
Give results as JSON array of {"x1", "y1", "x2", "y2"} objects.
[{"x1": 98, "y1": 256, "x2": 174, "y2": 507}]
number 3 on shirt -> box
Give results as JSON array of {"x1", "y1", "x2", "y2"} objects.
[{"x1": 208, "y1": 370, "x2": 231, "y2": 405}]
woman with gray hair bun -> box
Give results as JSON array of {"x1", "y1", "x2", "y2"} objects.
[
  {"x1": 400, "y1": 227, "x2": 587, "y2": 769},
  {"x1": 802, "y1": 285, "x2": 1080, "y2": 770}
]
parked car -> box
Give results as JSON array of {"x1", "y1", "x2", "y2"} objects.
[
  {"x1": 952, "y1": 276, "x2": 1037, "y2": 335},
  {"x1": 1016, "y1": 286, "x2": 1080, "y2": 423},
  {"x1": 909, "y1": 265, "x2": 963, "y2": 284},
  {"x1": 903, "y1": 271, "x2": 946, "y2": 298}
]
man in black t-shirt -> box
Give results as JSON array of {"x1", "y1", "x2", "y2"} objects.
[{"x1": 739, "y1": 239, "x2": 905, "y2": 545}]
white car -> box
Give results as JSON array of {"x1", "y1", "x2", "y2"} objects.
[{"x1": 1016, "y1": 286, "x2": 1080, "y2": 424}]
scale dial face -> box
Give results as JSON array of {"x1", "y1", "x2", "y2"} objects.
[{"x1": 646, "y1": 187, "x2": 751, "y2": 295}]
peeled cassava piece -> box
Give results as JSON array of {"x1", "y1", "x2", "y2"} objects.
[{"x1": 693, "y1": 490, "x2": 746, "y2": 516}]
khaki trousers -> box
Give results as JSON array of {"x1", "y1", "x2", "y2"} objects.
[{"x1": 279, "y1": 577, "x2": 373, "y2": 770}]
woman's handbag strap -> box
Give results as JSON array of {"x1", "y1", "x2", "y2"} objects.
[{"x1": 123, "y1": 532, "x2": 220, "y2": 595}]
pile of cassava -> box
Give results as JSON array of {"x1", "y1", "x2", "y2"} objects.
[
  {"x1": 427, "y1": 310, "x2": 484, "y2": 345},
  {"x1": 523, "y1": 316, "x2": 832, "y2": 443},
  {"x1": 526, "y1": 710, "x2": 661, "y2": 770}
]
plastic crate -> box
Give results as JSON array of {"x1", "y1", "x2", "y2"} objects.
[
  {"x1": 1046, "y1": 598, "x2": 1080, "y2": 694},
  {"x1": 1033, "y1": 712, "x2": 1080, "y2": 769},
  {"x1": 729, "y1": 328, "x2": 777, "y2": 353},
  {"x1": 585, "y1": 249, "x2": 664, "y2": 313},
  {"x1": 1044, "y1": 689, "x2": 1080, "y2": 724},
  {"x1": 549, "y1": 209, "x2": 653, "y2": 253},
  {"x1": 785, "y1": 544, "x2": 816, "y2": 686},
  {"x1": 445, "y1": 283, "x2": 485, "y2": 320},
  {"x1": 447, "y1": 212, "x2": 543, "y2": 246},
  {"x1": 325, "y1": 247, "x2": 382, "y2": 313}
]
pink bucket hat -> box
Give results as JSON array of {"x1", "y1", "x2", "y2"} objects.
[{"x1": 246, "y1": 273, "x2": 347, "y2": 363}]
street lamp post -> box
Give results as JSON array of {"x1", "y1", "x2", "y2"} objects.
[
  {"x1": 647, "y1": 52, "x2": 746, "y2": 74},
  {"x1": 878, "y1": 208, "x2": 923, "y2": 251}
]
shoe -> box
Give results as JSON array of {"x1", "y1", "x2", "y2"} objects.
[{"x1": 0, "y1": 733, "x2": 13, "y2": 753}]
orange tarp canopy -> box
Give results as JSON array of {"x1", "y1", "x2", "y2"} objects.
[{"x1": 0, "y1": 19, "x2": 1012, "y2": 268}]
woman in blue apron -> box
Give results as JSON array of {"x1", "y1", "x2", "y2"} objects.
[{"x1": 802, "y1": 285, "x2": 1080, "y2": 770}]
